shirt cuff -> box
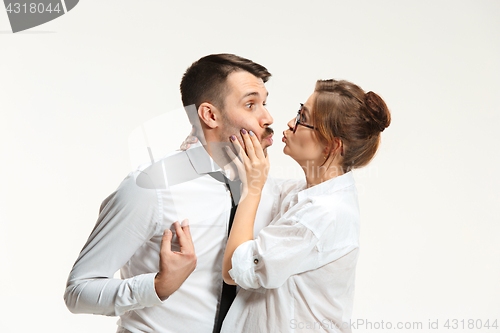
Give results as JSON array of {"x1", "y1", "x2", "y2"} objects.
[
  {"x1": 229, "y1": 240, "x2": 261, "y2": 290},
  {"x1": 133, "y1": 272, "x2": 166, "y2": 307}
]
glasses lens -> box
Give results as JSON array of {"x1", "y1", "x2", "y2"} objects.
[
  {"x1": 294, "y1": 112, "x2": 300, "y2": 133},
  {"x1": 294, "y1": 103, "x2": 304, "y2": 133}
]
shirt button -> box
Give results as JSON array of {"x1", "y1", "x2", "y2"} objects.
[{"x1": 254, "y1": 258, "x2": 259, "y2": 264}]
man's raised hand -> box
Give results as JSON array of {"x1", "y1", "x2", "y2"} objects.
[{"x1": 154, "y1": 220, "x2": 197, "y2": 300}]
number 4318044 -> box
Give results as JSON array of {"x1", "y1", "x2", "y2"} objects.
[
  {"x1": 444, "y1": 319, "x2": 498, "y2": 330},
  {"x1": 6, "y1": 3, "x2": 61, "y2": 14}
]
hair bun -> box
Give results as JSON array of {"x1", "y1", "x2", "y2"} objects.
[{"x1": 364, "y1": 91, "x2": 391, "y2": 133}]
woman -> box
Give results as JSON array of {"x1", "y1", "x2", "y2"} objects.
[{"x1": 221, "y1": 79, "x2": 391, "y2": 333}]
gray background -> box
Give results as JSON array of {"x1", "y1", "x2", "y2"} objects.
[{"x1": 1, "y1": 0, "x2": 499, "y2": 332}]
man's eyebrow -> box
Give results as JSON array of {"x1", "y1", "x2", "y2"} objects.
[{"x1": 240, "y1": 91, "x2": 269, "y2": 102}]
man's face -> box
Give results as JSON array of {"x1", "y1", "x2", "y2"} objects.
[{"x1": 218, "y1": 71, "x2": 274, "y2": 153}]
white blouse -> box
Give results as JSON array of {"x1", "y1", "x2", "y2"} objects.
[{"x1": 223, "y1": 171, "x2": 360, "y2": 333}]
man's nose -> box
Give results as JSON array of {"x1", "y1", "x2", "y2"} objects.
[{"x1": 260, "y1": 106, "x2": 273, "y2": 127}]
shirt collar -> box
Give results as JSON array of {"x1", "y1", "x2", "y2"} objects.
[
  {"x1": 297, "y1": 171, "x2": 355, "y2": 201},
  {"x1": 185, "y1": 141, "x2": 224, "y2": 175}
]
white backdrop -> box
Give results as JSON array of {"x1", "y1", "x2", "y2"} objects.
[{"x1": 1, "y1": 1, "x2": 499, "y2": 332}]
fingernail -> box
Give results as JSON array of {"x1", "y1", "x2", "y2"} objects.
[
  {"x1": 241, "y1": 129, "x2": 247, "y2": 134},
  {"x1": 182, "y1": 219, "x2": 189, "y2": 227},
  {"x1": 230, "y1": 135, "x2": 236, "y2": 141},
  {"x1": 249, "y1": 130, "x2": 254, "y2": 136}
]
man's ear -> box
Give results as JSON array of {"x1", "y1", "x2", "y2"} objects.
[{"x1": 198, "y1": 102, "x2": 221, "y2": 129}]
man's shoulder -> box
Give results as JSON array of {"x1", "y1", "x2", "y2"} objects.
[
  {"x1": 98, "y1": 150, "x2": 194, "y2": 214},
  {"x1": 134, "y1": 149, "x2": 188, "y2": 172},
  {"x1": 132, "y1": 149, "x2": 200, "y2": 190}
]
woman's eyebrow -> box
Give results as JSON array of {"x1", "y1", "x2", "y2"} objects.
[{"x1": 302, "y1": 106, "x2": 310, "y2": 116}]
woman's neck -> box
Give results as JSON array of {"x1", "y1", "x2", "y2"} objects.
[{"x1": 301, "y1": 160, "x2": 344, "y2": 188}]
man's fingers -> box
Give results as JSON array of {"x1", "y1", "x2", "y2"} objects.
[
  {"x1": 160, "y1": 229, "x2": 172, "y2": 255},
  {"x1": 174, "y1": 221, "x2": 194, "y2": 253},
  {"x1": 181, "y1": 219, "x2": 193, "y2": 242},
  {"x1": 173, "y1": 221, "x2": 185, "y2": 241}
]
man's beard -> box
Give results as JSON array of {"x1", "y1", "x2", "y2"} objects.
[
  {"x1": 211, "y1": 115, "x2": 272, "y2": 180},
  {"x1": 218, "y1": 116, "x2": 274, "y2": 152}
]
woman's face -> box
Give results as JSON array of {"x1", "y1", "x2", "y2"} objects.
[{"x1": 282, "y1": 92, "x2": 326, "y2": 166}]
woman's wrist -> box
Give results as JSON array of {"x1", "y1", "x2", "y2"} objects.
[{"x1": 240, "y1": 188, "x2": 262, "y2": 204}]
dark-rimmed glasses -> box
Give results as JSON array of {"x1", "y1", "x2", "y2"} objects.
[{"x1": 293, "y1": 103, "x2": 317, "y2": 133}]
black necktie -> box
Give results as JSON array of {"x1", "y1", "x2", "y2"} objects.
[{"x1": 209, "y1": 172, "x2": 239, "y2": 333}]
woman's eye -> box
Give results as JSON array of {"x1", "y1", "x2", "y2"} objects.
[{"x1": 245, "y1": 103, "x2": 254, "y2": 109}]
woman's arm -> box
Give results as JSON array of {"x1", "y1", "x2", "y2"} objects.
[
  {"x1": 222, "y1": 129, "x2": 269, "y2": 285},
  {"x1": 222, "y1": 190, "x2": 261, "y2": 284}
]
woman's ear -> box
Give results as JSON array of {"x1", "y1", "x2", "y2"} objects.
[
  {"x1": 327, "y1": 138, "x2": 343, "y2": 156},
  {"x1": 333, "y1": 138, "x2": 344, "y2": 157},
  {"x1": 198, "y1": 102, "x2": 221, "y2": 129},
  {"x1": 321, "y1": 143, "x2": 333, "y2": 161}
]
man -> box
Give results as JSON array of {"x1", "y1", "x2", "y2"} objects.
[{"x1": 64, "y1": 54, "x2": 279, "y2": 333}]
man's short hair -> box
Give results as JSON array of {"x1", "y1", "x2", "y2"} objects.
[{"x1": 180, "y1": 54, "x2": 271, "y2": 124}]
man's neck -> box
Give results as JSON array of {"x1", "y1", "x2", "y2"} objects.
[{"x1": 198, "y1": 139, "x2": 236, "y2": 180}]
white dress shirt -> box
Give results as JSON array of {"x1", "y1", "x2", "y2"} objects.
[
  {"x1": 222, "y1": 171, "x2": 360, "y2": 333},
  {"x1": 64, "y1": 141, "x2": 281, "y2": 333}
]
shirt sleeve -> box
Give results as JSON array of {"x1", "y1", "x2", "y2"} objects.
[
  {"x1": 64, "y1": 172, "x2": 164, "y2": 316},
  {"x1": 229, "y1": 201, "x2": 327, "y2": 290}
]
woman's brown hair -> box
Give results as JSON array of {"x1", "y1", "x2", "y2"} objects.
[{"x1": 312, "y1": 79, "x2": 391, "y2": 172}]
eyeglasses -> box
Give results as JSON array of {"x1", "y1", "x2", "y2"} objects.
[{"x1": 293, "y1": 103, "x2": 317, "y2": 133}]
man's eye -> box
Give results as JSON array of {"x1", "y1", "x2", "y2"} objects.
[
  {"x1": 245, "y1": 103, "x2": 254, "y2": 109},
  {"x1": 263, "y1": 103, "x2": 267, "y2": 107}
]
